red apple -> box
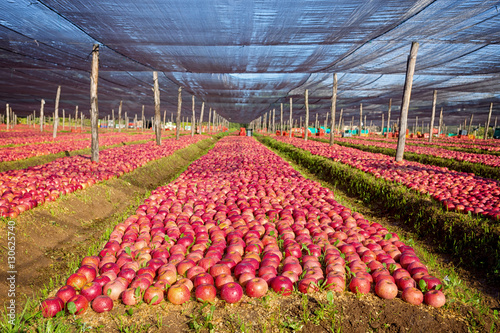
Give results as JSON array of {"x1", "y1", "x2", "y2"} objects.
[
  {"x1": 193, "y1": 273, "x2": 214, "y2": 288},
  {"x1": 80, "y1": 282, "x2": 103, "y2": 302},
  {"x1": 167, "y1": 284, "x2": 191, "y2": 305},
  {"x1": 325, "y1": 274, "x2": 345, "y2": 293},
  {"x1": 92, "y1": 295, "x2": 114, "y2": 313},
  {"x1": 245, "y1": 277, "x2": 268, "y2": 298},
  {"x1": 349, "y1": 276, "x2": 371, "y2": 294},
  {"x1": 195, "y1": 284, "x2": 217, "y2": 303},
  {"x1": 220, "y1": 282, "x2": 243, "y2": 303},
  {"x1": 176, "y1": 278, "x2": 194, "y2": 291},
  {"x1": 56, "y1": 285, "x2": 77, "y2": 304},
  {"x1": 374, "y1": 280, "x2": 398, "y2": 299},
  {"x1": 298, "y1": 278, "x2": 319, "y2": 294},
  {"x1": 103, "y1": 280, "x2": 127, "y2": 301},
  {"x1": 93, "y1": 275, "x2": 111, "y2": 288},
  {"x1": 41, "y1": 297, "x2": 64, "y2": 318},
  {"x1": 209, "y1": 263, "x2": 231, "y2": 278},
  {"x1": 424, "y1": 290, "x2": 446, "y2": 308},
  {"x1": 66, "y1": 273, "x2": 87, "y2": 290},
  {"x1": 77, "y1": 265, "x2": 97, "y2": 282},
  {"x1": 215, "y1": 273, "x2": 234, "y2": 289},
  {"x1": 122, "y1": 287, "x2": 142, "y2": 306},
  {"x1": 270, "y1": 276, "x2": 293, "y2": 296},
  {"x1": 144, "y1": 286, "x2": 164, "y2": 305},
  {"x1": 397, "y1": 276, "x2": 416, "y2": 291},
  {"x1": 401, "y1": 287, "x2": 424, "y2": 305},
  {"x1": 66, "y1": 295, "x2": 89, "y2": 315}
]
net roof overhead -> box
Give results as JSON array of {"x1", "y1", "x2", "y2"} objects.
[{"x1": 1, "y1": 0, "x2": 500, "y2": 125}]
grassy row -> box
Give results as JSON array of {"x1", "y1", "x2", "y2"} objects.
[
  {"x1": 316, "y1": 138, "x2": 500, "y2": 181},
  {"x1": 259, "y1": 136, "x2": 500, "y2": 282}
]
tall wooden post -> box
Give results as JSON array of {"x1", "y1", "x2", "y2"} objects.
[
  {"x1": 315, "y1": 113, "x2": 318, "y2": 130},
  {"x1": 359, "y1": 103, "x2": 363, "y2": 136},
  {"x1": 40, "y1": 99, "x2": 45, "y2": 132},
  {"x1": 437, "y1": 107, "x2": 443, "y2": 136},
  {"x1": 280, "y1": 103, "x2": 283, "y2": 134},
  {"x1": 176, "y1": 87, "x2": 182, "y2": 140},
  {"x1": 191, "y1": 95, "x2": 195, "y2": 137},
  {"x1": 415, "y1": 116, "x2": 418, "y2": 134},
  {"x1": 429, "y1": 90, "x2": 437, "y2": 142},
  {"x1": 68, "y1": 114, "x2": 71, "y2": 130},
  {"x1": 213, "y1": 109, "x2": 216, "y2": 133},
  {"x1": 395, "y1": 42, "x2": 419, "y2": 162},
  {"x1": 199, "y1": 102, "x2": 205, "y2": 134},
  {"x1": 141, "y1": 105, "x2": 145, "y2": 132},
  {"x1": 485, "y1": 103, "x2": 493, "y2": 140},
  {"x1": 304, "y1": 89, "x2": 309, "y2": 140},
  {"x1": 62, "y1": 109, "x2": 65, "y2": 130},
  {"x1": 75, "y1": 106, "x2": 78, "y2": 130},
  {"x1": 153, "y1": 71, "x2": 161, "y2": 145},
  {"x1": 381, "y1": 113, "x2": 385, "y2": 135},
  {"x1": 338, "y1": 108, "x2": 343, "y2": 134},
  {"x1": 6, "y1": 104, "x2": 9, "y2": 130},
  {"x1": 125, "y1": 112, "x2": 128, "y2": 130},
  {"x1": 163, "y1": 110, "x2": 166, "y2": 129},
  {"x1": 467, "y1": 114, "x2": 473, "y2": 134},
  {"x1": 386, "y1": 99, "x2": 392, "y2": 138},
  {"x1": 53, "y1": 86, "x2": 61, "y2": 138},
  {"x1": 324, "y1": 112, "x2": 329, "y2": 130},
  {"x1": 118, "y1": 101, "x2": 123, "y2": 132},
  {"x1": 111, "y1": 109, "x2": 115, "y2": 130},
  {"x1": 90, "y1": 44, "x2": 100, "y2": 162},
  {"x1": 208, "y1": 108, "x2": 212, "y2": 134},
  {"x1": 272, "y1": 108, "x2": 276, "y2": 134},
  {"x1": 289, "y1": 98, "x2": 293, "y2": 138},
  {"x1": 134, "y1": 114, "x2": 137, "y2": 129}
]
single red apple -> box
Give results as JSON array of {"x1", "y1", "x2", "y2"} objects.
[
  {"x1": 245, "y1": 277, "x2": 268, "y2": 298},
  {"x1": 401, "y1": 287, "x2": 424, "y2": 305},
  {"x1": 195, "y1": 284, "x2": 217, "y2": 303},
  {"x1": 167, "y1": 284, "x2": 191, "y2": 305},
  {"x1": 41, "y1": 297, "x2": 64, "y2": 318},
  {"x1": 92, "y1": 295, "x2": 114, "y2": 313},
  {"x1": 220, "y1": 282, "x2": 243, "y2": 303}
]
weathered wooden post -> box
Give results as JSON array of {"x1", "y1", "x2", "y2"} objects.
[
  {"x1": 40, "y1": 99, "x2": 45, "y2": 132},
  {"x1": 62, "y1": 109, "x2": 65, "y2": 130},
  {"x1": 153, "y1": 71, "x2": 161, "y2": 145},
  {"x1": 208, "y1": 108, "x2": 212, "y2": 134},
  {"x1": 199, "y1": 102, "x2": 205, "y2": 134},
  {"x1": 289, "y1": 98, "x2": 293, "y2": 138},
  {"x1": 272, "y1": 108, "x2": 276, "y2": 134},
  {"x1": 90, "y1": 44, "x2": 100, "y2": 162},
  {"x1": 304, "y1": 89, "x2": 309, "y2": 141},
  {"x1": 386, "y1": 99, "x2": 392, "y2": 138},
  {"x1": 437, "y1": 107, "x2": 443, "y2": 136},
  {"x1": 74, "y1": 106, "x2": 78, "y2": 130},
  {"x1": 395, "y1": 42, "x2": 419, "y2": 162},
  {"x1": 338, "y1": 108, "x2": 343, "y2": 134},
  {"x1": 280, "y1": 103, "x2": 283, "y2": 134},
  {"x1": 467, "y1": 114, "x2": 473, "y2": 134},
  {"x1": 359, "y1": 103, "x2": 363, "y2": 136},
  {"x1": 381, "y1": 113, "x2": 385, "y2": 136},
  {"x1": 176, "y1": 86, "x2": 182, "y2": 140},
  {"x1": 119, "y1": 101, "x2": 123, "y2": 132},
  {"x1": 163, "y1": 110, "x2": 166, "y2": 129},
  {"x1": 191, "y1": 95, "x2": 195, "y2": 137},
  {"x1": 53, "y1": 86, "x2": 61, "y2": 138},
  {"x1": 6, "y1": 104, "x2": 9, "y2": 130},
  {"x1": 484, "y1": 103, "x2": 493, "y2": 139},
  {"x1": 429, "y1": 90, "x2": 437, "y2": 142}
]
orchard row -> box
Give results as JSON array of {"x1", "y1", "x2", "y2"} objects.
[{"x1": 42, "y1": 136, "x2": 445, "y2": 318}]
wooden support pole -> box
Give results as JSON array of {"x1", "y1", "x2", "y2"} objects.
[
  {"x1": 386, "y1": 99, "x2": 392, "y2": 138},
  {"x1": 40, "y1": 99, "x2": 45, "y2": 132},
  {"x1": 191, "y1": 95, "x2": 195, "y2": 137},
  {"x1": 338, "y1": 108, "x2": 343, "y2": 134},
  {"x1": 325, "y1": 112, "x2": 329, "y2": 130},
  {"x1": 280, "y1": 103, "x2": 283, "y2": 134},
  {"x1": 208, "y1": 107, "x2": 212, "y2": 134},
  {"x1": 125, "y1": 112, "x2": 128, "y2": 130},
  {"x1": 152, "y1": 71, "x2": 161, "y2": 145},
  {"x1": 272, "y1": 108, "x2": 276, "y2": 134},
  {"x1": 351, "y1": 116, "x2": 354, "y2": 133},
  {"x1": 304, "y1": 89, "x2": 309, "y2": 140},
  {"x1": 6, "y1": 103, "x2": 9, "y2": 130},
  {"x1": 429, "y1": 90, "x2": 437, "y2": 142},
  {"x1": 53, "y1": 85, "x2": 61, "y2": 138},
  {"x1": 141, "y1": 105, "x2": 145, "y2": 131},
  {"x1": 176, "y1": 87, "x2": 182, "y2": 140},
  {"x1": 315, "y1": 113, "x2": 318, "y2": 130},
  {"x1": 485, "y1": 103, "x2": 493, "y2": 140},
  {"x1": 199, "y1": 102, "x2": 205, "y2": 134},
  {"x1": 467, "y1": 114, "x2": 473, "y2": 134},
  {"x1": 415, "y1": 116, "x2": 418, "y2": 134},
  {"x1": 395, "y1": 42, "x2": 419, "y2": 162},
  {"x1": 75, "y1": 106, "x2": 78, "y2": 130},
  {"x1": 163, "y1": 110, "x2": 166, "y2": 129},
  {"x1": 90, "y1": 44, "x2": 100, "y2": 162},
  {"x1": 289, "y1": 98, "x2": 293, "y2": 138},
  {"x1": 213, "y1": 109, "x2": 216, "y2": 133},
  {"x1": 62, "y1": 109, "x2": 65, "y2": 130},
  {"x1": 381, "y1": 113, "x2": 385, "y2": 135},
  {"x1": 111, "y1": 109, "x2": 115, "y2": 130},
  {"x1": 437, "y1": 107, "x2": 443, "y2": 136},
  {"x1": 359, "y1": 103, "x2": 363, "y2": 136},
  {"x1": 118, "y1": 101, "x2": 123, "y2": 132}
]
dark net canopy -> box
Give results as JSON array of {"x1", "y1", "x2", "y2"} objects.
[{"x1": 1, "y1": 0, "x2": 500, "y2": 125}]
